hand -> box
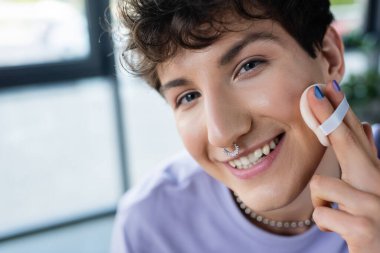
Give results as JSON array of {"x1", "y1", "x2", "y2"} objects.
[{"x1": 308, "y1": 80, "x2": 380, "y2": 253}]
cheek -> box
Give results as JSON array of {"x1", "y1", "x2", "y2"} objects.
[
  {"x1": 250, "y1": 63, "x2": 320, "y2": 124},
  {"x1": 176, "y1": 113, "x2": 207, "y2": 162},
  {"x1": 263, "y1": 57, "x2": 322, "y2": 116},
  {"x1": 246, "y1": 81, "x2": 306, "y2": 124}
]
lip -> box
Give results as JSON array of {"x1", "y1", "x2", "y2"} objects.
[
  {"x1": 224, "y1": 133, "x2": 283, "y2": 162},
  {"x1": 224, "y1": 133, "x2": 285, "y2": 180}
]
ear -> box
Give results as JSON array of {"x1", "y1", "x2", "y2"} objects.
[{"x1": 319, "y1": 26, "x2": 345, "y2": 83}]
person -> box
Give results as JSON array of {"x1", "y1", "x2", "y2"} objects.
[{"x1": 111, "y1": 0, "x2": 380, "y2": 252}]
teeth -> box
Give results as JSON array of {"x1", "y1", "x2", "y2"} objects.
[
  {"x1": 269, "y1": 140, "x2": 276, "y2": 149},
  {"x1": 262, "y1": 144, "x2": 270, "y2": 155},
  {"x1": 254, "y1": 149, "x2": 263, "y2": 159},
  {"x1": 248, "y1": 153, "x2": 258, "y2": 163},
  {"x1": 241, "y1": 157, "x2": 250, "y2": 166},
  {"x1": 229, "y1": 136, "x2": 280, "y2": 170}
]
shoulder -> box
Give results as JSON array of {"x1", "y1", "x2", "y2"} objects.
[
  {"x1": 117, "y1": 150, "x2": 207, "y2": 213},
  {"x1": 114, "y1": 151, "x2": 215, "y2": 229},
  {"x1": 112, "y1": 151, "x2": 218, "y2": 252}
]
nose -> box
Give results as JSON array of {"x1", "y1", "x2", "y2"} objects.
[{"x1": 205, "y1": 88, "x2": 251, "y2": 149}]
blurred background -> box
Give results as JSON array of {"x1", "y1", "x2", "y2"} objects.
[{"x1": 0, "y1": 0, "x2": 378, "y2": 252}]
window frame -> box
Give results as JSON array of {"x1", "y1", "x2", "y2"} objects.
[
  {"x1": 0, "y1": 0, "x2": 129, "y2": 243},
  {"x1": 0, "y1": 0, "x2": 114, "y2": 87}
]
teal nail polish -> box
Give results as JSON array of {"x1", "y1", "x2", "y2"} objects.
[
  {"x1": 314, "y1": 86, "x2": 324, "y2": 100},
  {"x1": 333, "y1": 80, "x2": 341, "y2": 92}
]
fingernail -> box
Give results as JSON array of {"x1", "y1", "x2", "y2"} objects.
[
  {"x1": 333, "y1": 80, "x2": 341, "y2": 92},
  {"x1": 314, "y1": 86, "x2": 324, "y2": 100}
]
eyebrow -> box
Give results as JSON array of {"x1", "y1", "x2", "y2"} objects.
[
  {"x1": 219, "y1": 32, "x2": 279, "y2": 66},
  {"x1": 159, "y1": 32, "x2": 279, "y2": 95},
  {"x1": 159, "y1": 78, "x2": 188, "y2": 96}
]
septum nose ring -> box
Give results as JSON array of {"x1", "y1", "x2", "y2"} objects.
[{"x1": 223, "y1": 143, "x2": 239, "y2": 158}]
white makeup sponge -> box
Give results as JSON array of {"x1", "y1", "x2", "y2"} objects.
[{"x1": 300, "y1": 84, "x2": 330, "y2": 146}]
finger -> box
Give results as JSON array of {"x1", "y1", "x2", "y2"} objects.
[
  {"x1": 362, "y1": 122, "x2": 378, "y2": 157},
  {"x1": 313, "y1": 206, "x2": 379, "y2": 250},
  {"x1": 307, "y1": 84, "x2": 380, "y2": 193},
  {"x1": 324, "y1": 81, "x2": 375, "y2": 156},
  {"x1": 312, "y1": 206, "x2": 351, "y2": 234},
  {"x1": 310, "y1": 175, "x2": 350, "y2": 213},
  {"x1": 307, "y1": 82, "x2": 367, "y2": 157},
  {"x1": 325, "y1": 81, "x2": 362, "y2": 134},
  {"x1": 310, "y1": 175, "x2": 378, "y2": 216}
]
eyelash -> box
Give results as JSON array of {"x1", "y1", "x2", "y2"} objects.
[
  {"x1": 175, "y1": 91, "x2": 201, "y2": 108},
  {"x1": 174, "y1": 59, "x2": 266, "y2": 108},
  {"x1": 235, "y1": 58, "x2": 266, "y2": 78}
]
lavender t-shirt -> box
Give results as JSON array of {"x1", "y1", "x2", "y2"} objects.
[{"x1": 111, "y1": 151, "x2": 348, "y2": 253}]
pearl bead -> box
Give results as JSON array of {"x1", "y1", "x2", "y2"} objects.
[{"x1": 234, "y1": 193, "x2": 313, "y2": 229}]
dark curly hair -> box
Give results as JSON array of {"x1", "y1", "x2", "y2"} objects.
[{"x1": 117, "y1": 0, "x2": 334, "y2": 91}]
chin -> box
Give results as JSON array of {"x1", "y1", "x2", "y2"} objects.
[
  {"x1": 243, "y1": 187, "x2": 298, "y2": 212},
  {"x1": 240, "y1": 167, "x2": 315, "y2": 213}
]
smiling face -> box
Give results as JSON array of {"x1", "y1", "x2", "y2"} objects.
[{"x1": 157, "y1": 20, "x2": 343, "y2": 214}]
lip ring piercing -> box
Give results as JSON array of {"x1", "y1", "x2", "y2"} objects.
[{"x1": 224, "y1": 143, "x2": 240, "y2": 158}]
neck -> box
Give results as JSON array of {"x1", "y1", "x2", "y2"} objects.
[{"x1": 234, "y1": 147, "x2": 340, "y2": 235}]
